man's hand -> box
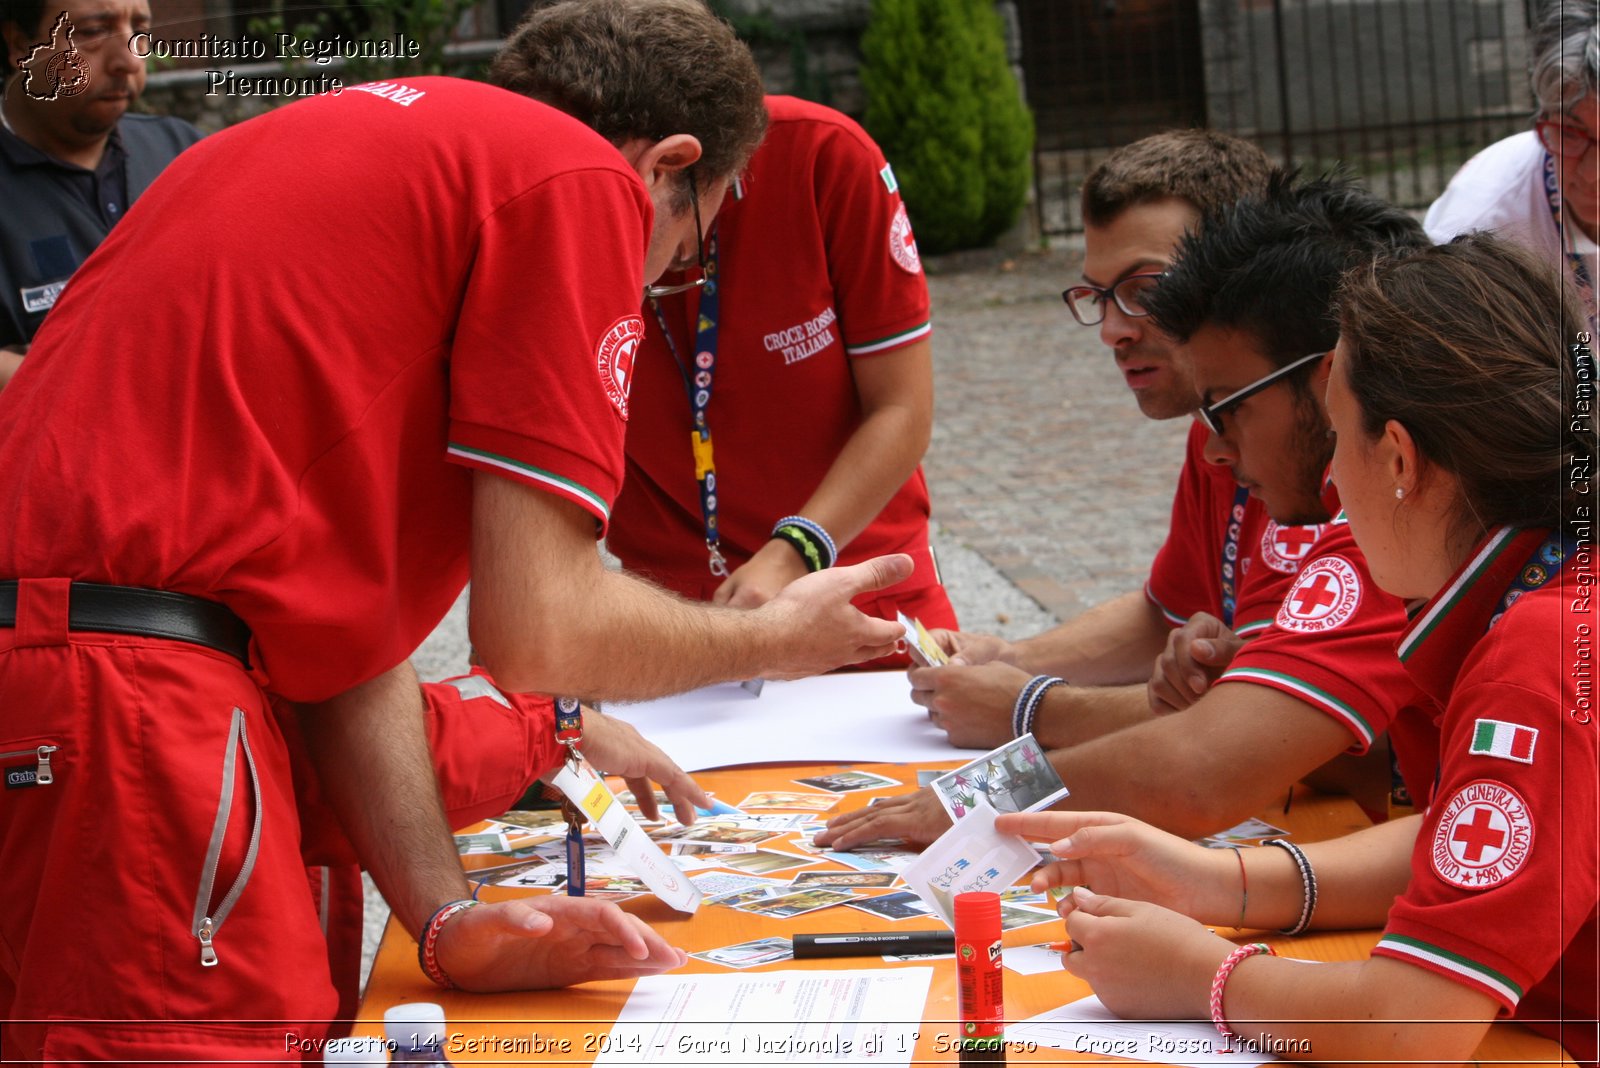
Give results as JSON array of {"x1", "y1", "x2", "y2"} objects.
[
  {"x1": 910, "y1": 661, "x2": 1031, "y2": 749},
  {"x1": 435, "y1": 896, "x2": 687, "y2": 991},
  {"x1": 927, "y1": 629, "x2": 1013, "y2": 667},
  {"x1": 713, "y1": 540, "x2": 808, "y2": 609},
  {"x1": 753, "y1": 555, "x2": 913, "y2": 678},
  {"x1": 814, "y1": 786, "x2": 951, "y2": 850},
  {"x1": 578, "y1": 709, "x2": 711, "y2": 823},
  {"x1": 1148, "y1": 612, "x2": 1244, "y2": 713}
]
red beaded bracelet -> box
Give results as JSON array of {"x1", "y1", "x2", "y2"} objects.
[
  {"x1": 1209, "y1": 941, "x2": 1276, "y2": 1041},
  {"x1": 418, "y1": 898, "x2": 479, "y2": 989}
]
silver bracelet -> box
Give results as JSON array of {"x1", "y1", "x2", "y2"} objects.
[{"x1": 1264, "y1": 838, "x2": 1317, "y2": 935}]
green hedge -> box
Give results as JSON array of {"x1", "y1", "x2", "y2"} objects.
[{"x1": 862, "y1": 0, "x2": 1034, "y2": 253}]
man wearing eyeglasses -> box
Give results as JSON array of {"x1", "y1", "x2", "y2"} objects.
[
  {"x1": 822, "y1": 170, "x2": 1435, "y2": 853},
  {"x1": 1425, "y1": 0, "x2": 1598, "y2": 328}
]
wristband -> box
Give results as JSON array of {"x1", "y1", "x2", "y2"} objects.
[
  {"x1": 1263, "y1": 838, "x2": 1318, "y2": 935},
  {"x1": 1012, "y1": 675, "x2": 1066, "y2": 739},
  {"x1": 418, "y1": 898, "x2": 479, "y2": 989},
  {"x1": 1209, "y1": 941, "x2": 1276, "y2": 1041},
  {"x1": 1228, "y1": 845, "x2": 1248, "y2": 929},
  {"x1": 771, "y1": 515, "x2": 837, "y2": 571}
]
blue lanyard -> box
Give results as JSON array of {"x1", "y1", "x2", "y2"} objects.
[
  {"x1": 1219, "y1": 485, "x2": 1250, "y2": 629},
  {"x1": 648, "y1": 231, "x2": 727, "y2": 576},
  {"x1": 1542, "y1": 151, "x2": 1598, "y2": 329},
  {"x1": 1489, "y1": 529, "x2": 1575, "y2": 631}
]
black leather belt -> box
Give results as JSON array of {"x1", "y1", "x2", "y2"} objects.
[{"x1": 0, "y1": 581, "x2": 251, "y2": 666}]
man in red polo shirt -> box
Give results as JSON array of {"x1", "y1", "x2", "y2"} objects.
[
  {"x1": 908, "y1": 131, "x2": 1301, "y2": 749},
  {"x1": 821, "y1": 172, "x2": 1434, "y2": 850},
  {"x1": 0, "y1": 2, "x2": 910, "y2": 1060},
  {"x1": 609, "y1": 96, "x2": 955, "y2": 655}
]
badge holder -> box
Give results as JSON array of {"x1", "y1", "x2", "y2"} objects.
[{"x1": 554, "y1": 696, "x2": 586, "y2": 896}]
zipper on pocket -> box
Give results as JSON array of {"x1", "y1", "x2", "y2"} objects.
[
  {"x1": 1, "y1": 744, "x2": 59, "y2": 788},
  {"x1": 190, "y1": 708, "x2": 261, "y2": 967}
]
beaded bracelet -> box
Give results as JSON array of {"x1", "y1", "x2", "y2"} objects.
[
  {"x1": 1209, "y1": 941, "x2": 1276, "y2": 1041},
  {"x1": 1264, "y1": 838, "x2": 1318, "y2": 935},
  {"x1": 418, "y1": 898, "x2": 479, "y2": 989},
  {"x1": 1012, "y1": 675, "x2": 1066, "y2": 739},
  {"x1": 771, "y1": 515, "x2": 837, "y2": 572}
]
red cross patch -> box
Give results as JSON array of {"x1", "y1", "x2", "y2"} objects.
[
  {"x1": 595, "y1": 314, "x2": 644, "y2": 419},
  {"x1": 1431, "y1": 780, "x2": 1533, "y2": 890},
  {"x1": 1260, "y1": 521, "x2": 1325, "y2": 574},
  {"x1": 889, "y1": 203, "x2": 922, "y2": 275},
  {"x1": 1274, "y1": 555, "x2": 1362, "y2": 632}
]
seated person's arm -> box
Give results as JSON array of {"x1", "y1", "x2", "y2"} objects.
[
  {"x1": 821, "y1": 679, "x2": 1359, "y2": 847},
  {"x1": 716, "y1": 338, "x2": 934, "y2": 608},
  {"x1": 914, "y1": 591, "x2": 1175, "y2": 750}
]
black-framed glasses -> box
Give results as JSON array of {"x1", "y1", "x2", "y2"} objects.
[
  {"x1": 1061, "y1": 271, "x2": 1165, "y2": 326},
  {"x1": 1197, "y1": 350, "x2": 1329, "y2": 435},
  {"x1": 1535, "y1": 117, "x2": 1598, "y2": 160},
  {"x1": 644, "y1": 170, "x2": 708, "y2": 300}
]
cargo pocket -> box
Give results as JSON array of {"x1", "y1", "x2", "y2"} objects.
[{"x1": 190, "y1": 707, "x2": 262, "y2": 968}]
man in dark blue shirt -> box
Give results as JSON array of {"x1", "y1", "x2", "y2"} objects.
[{"x1": 0, "y1": 0, "x2": 200, "y2": 377}]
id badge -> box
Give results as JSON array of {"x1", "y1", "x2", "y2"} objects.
[{"x1": 550, "y1": 761, "x2": 703, "y2": 914}]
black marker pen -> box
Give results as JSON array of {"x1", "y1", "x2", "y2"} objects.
[{"x1": 792, "y1": 930, "x2": 955, "y2": 958}]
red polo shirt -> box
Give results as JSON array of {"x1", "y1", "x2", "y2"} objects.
[
  {"x1": 0, "y1": 77, "x2": 650, "y2": 702},
  {"x1": 609, "y1": 96, "x2": 941, "y2": 605}
]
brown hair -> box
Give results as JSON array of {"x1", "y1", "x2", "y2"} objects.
[
  {"x1": 1337, "y1": 232, "x2": 1587, "y2": 536},
  {"x1": 489, "y1": 0, "x2": 767, "y2": 201},
  {"x1": 1080, "y1": 129, "x2": 1274, "y2": 228}
]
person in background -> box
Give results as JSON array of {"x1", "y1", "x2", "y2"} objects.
[
  {"x1": 0, "y1": 0, "x2": 200, "y2": 378},
  {"x1": 608, "y1": 95, "x2": 955, "y2": 663},
  {"x1": 1425, "y1": 0, "x2": 1599, "y2": 329},
  {"x1": 999, "y1": 233, "x2": 1598, "y2": 1068}
]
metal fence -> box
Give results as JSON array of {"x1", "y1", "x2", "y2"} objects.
[{"x1": 1018, "y1": 0, "x2": 1537, "y2": 236}]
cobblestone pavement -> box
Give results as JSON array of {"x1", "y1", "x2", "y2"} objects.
[{"x1": 924, "y1": 246, "x2": 1190, "y2": 625}]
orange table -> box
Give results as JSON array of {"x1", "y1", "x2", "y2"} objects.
[{"x1": 357, "y1": 762, "x2": 1573, "y2": 1065}]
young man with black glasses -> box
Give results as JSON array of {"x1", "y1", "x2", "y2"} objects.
[{"x1": 821, "y1": 171, "x2": 1433, "y2": 852}]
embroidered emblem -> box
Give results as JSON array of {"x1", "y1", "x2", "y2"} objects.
[
  {"x1": 1275, "y1": 555, "x2": 1362, "y2": 632},
  {"x1": 889, "y1": 203, "x2": 921, "y2": 275},
  {"x1": 1468, "y1": 719, "x2": 1537, "y2": 764},
  {"x1": 596, "y1": 314, "x2": 644, "y2": 419},
  {"x1": 1260, "y1": 521, "x2": 1325, "y2": 574},
  {"x1": 1431, "y1": 780, "x2": 1533, "y2": 890},
  {"x1": 880, "y1": 163, "x2": 899, "y2": 194}
]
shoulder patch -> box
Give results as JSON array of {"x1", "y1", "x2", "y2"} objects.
[
  {"x1": 880, "y1": 163, "x2": 898, "y2": 194},
  {"x1": 1275, "y1": 555, "x2": 1362, "y2": 632},
  {"x1": 1468, "y1": 719, "x2": 1538, "y2": 764},
  {"x1": 1431, "y1": 779, "x2": 1533, "y2": 890},
  {"x1": 889, "y1": 202, "x2": 921, "y2": 275},
  {"x1": 596, "y1": 314, "x2": 644, "y2": 419},
  {"x1": 1260, "y1": 521, "x2": 1325, "y2": 574}
]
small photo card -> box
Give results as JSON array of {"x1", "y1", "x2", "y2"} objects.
[{"x1": 930, "y1": 734, "x2": 1070, "y2": 820}]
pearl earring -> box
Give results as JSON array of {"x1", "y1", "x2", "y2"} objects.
[{"x1": 1394, "y1": 487, "x2": 1405, "y2": 500}]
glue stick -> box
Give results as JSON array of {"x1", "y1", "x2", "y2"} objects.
[{"x1": 954, "y1": 891, "x2": 1006, "y2": 1062}]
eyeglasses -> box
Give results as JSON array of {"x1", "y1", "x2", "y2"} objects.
[
  {"x1": 644, "y1": 170, "x2": 708, "y2": 300},
  {"x1": 1197, "y1": 350, "x2": 1329, "y2": 435},
  {"x1": 1535, "y1": 118, "x2": 1598, "y2": 160},
  {"x1": 1061, "y1": 271, "x2": 1165, "y2": 326}
]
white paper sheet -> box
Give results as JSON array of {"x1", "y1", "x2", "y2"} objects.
[
  {"x1": 899, "y1": 801, "x2": 1040, "y2": 928},
  {"x1": 607, "y1": 674, "x2": 977, "y2": 770},
  {"x1": 1008, "y1": 995, "x2": 1283, "y2": 1065},
  {"x1": 595, "y1": 968, "x2": 933, "y2": 1065}
]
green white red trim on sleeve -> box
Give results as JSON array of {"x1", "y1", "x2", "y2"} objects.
[
  {"x1": 1374, "y1": 933, "x2": 1523, "y2": 1008},
  {"x1": 844, "y1": 320, "x2": 932, "y2": 357}
]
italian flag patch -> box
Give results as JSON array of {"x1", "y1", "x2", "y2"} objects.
[{"x1": 1469, "y1": 719, "x2": 1537, "y2": 764}]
